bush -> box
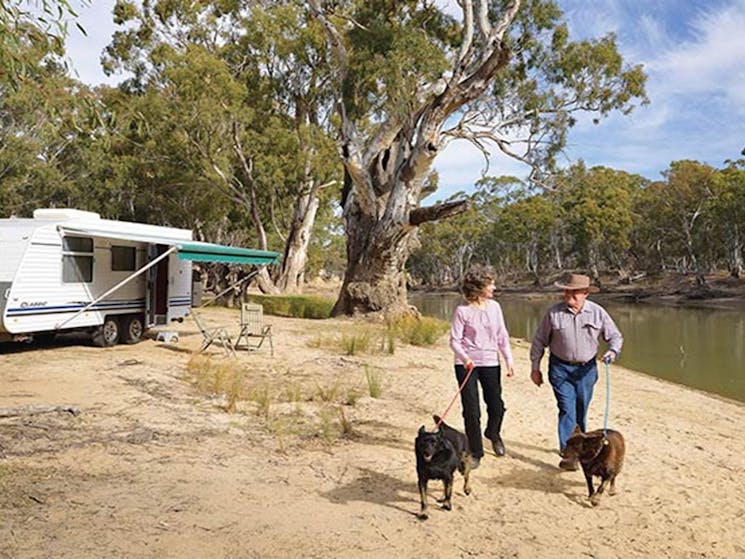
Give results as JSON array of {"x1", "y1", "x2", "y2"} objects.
[
  {"x1": 389, "y1": 315, "x2": 449, "y2": 346},
  {"x1": 247, "y1": 294, "x2": 335, "y2": 319}
]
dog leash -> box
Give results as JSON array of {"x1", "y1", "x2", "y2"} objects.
[
  {"x1": 434, "y1": 362, "x2": 475, "y2": 430},
  {"x1": 602, "y1": 358, "x2": 611, "y2": 437}
]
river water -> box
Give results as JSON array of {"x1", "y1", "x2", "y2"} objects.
[{"x1": 408, "y1": 292, "x2": 745, "y2": 404}]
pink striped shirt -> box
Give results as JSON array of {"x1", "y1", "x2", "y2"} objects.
[{"x1": 450, "y1": 299, "x2": 514, "y2": 368}]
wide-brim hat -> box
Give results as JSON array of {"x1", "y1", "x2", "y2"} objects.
[{"x1": 554, "y1": 273, "x2": 599, "y2": 292}]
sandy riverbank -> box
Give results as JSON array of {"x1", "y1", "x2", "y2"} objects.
[{"x1": 1, "y1": 307, "x2": 744, "y2": 558}]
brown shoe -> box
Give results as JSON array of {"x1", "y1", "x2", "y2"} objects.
[{"x1": 559, "y1": 458, "x2": 579, "y2": 471}]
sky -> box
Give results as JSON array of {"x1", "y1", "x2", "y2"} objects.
[{"x1": 62, "y1": 0, "x2": 745, "y2": 201}]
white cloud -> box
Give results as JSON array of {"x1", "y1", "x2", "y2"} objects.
[
  {"x1": 651, "y1": 1, "x2": 745, "y2": 105},
  {"x1": 561, "y1": 0, "x2": 623, "y2": 39}
]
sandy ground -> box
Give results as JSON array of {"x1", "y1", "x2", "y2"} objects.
[{"x1": 2, "y1": 306, "x2": 745, "y2": 559}]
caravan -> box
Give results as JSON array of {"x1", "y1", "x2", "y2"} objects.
[{"x1": 0, "y1": 209, "x2": 278, "y2": 346}]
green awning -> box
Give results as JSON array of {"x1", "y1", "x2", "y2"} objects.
[
  {"x1": 176, "y1": 241, "x2": 279, "y2": 265},
  {"x1": 58, "y1": 225, "x2": 280, "y2": 266}
]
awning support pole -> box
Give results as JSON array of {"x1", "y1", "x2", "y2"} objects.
[
  {"x1": 55, "y1": 245, "x2": 179, "y2": 330},
  {"x1": 199, "y1": 269, "x2": 259, "y2": 308}
]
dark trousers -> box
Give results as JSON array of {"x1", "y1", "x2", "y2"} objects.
[
  {"x1": 547, "y1": 356, "x2": 598, "y2": 451},
  {"x1": 455, "y1": 364, "x2": 505, "y2": 459}
]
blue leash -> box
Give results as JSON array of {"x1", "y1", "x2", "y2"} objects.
[{"x1": 602, "y1": 358, "x2": 611, "y2": 436}]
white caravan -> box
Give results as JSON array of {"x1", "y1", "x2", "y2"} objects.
[{"x1": 0, "y1": 208, "x2": 279, "y2": 346}]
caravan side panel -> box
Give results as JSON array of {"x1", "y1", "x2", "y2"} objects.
[
  {"x1": 4, "y1": 226, "x2": 148, "y2": 334},
  {"x1": 0, "y1": 219, "x2": 37, "y2": 335}
]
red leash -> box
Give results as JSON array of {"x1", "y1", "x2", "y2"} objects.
[{"x1": 434, "y1": 362, "x2": 475, "y2": 429}]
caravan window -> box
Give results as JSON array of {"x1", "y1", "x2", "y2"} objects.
[
  {"x1": 62, "y1": 236, "x2": 93, "y2": 283},
  {"x1": 111, "y1": 245, "x2": 136, "y2": 271}
]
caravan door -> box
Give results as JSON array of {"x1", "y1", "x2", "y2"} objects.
[{"x1": 146, "y1": 244, "x2": 170, "y2": 326}]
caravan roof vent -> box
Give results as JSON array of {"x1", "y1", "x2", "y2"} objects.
[{"x1": 33, "y1": 208, "x2": 101, "y2": 221}]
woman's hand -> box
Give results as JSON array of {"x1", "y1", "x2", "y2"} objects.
[{"x1": 505, "y1": 365, "x2": 515, "y2": 378}]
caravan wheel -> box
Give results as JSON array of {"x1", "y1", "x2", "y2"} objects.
[
  {"x1": 121, "y1": 315, "x2": 144, "y2": 344},
  {"x1": 92, "y1": 317, "x2": 120, "y2": 347}
]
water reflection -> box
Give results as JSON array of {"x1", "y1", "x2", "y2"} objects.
[{"x1": 409, "y1": 292, "x2": 745, "y2": 404}]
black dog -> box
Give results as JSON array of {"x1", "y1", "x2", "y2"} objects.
[{"x1": 415, "y1": 414, "x2": 472, "y2": 519}]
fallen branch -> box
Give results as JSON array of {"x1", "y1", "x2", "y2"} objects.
[{"x1": 0, "y1": 405, "x2": 81, "y2": 418}]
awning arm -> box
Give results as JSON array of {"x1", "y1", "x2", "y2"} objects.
[
  {"x1": 198, "y1": 269, "x2": 260, "y2": 308},
  {"x1": 54, "y1": 246, "x2": 179, "y2": 330}
]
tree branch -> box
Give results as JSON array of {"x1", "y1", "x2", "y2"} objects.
[{"x1": 409, "y1": 199, "x2": 468, "y2": 226}]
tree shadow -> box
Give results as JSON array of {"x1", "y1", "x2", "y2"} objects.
[
  {"x1": 504, "y1": 448, "x2": 558, "y2": 470},
  {"x1": 319, "y1": 467, "x2": 421, "y2": 517},
  {"x1": 350, "y1": 419, "x2": 414, "y2": 453},
  {"x1": 507, "y1": 439, "x2": 559, "y2": 456},
  {"x1": 156, "y1": 344, "x2": 194, "y2": 355},
  {"x1": 489, "y1": 458, "x2": 588, "y2": 504}
]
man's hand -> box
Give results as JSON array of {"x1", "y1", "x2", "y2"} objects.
[
  {"x1": 601, "y1": 350, "x2": 616, "y2": 364},
  {"x1": 530, "y1": 369, "x2": 543, "y2": 386}
]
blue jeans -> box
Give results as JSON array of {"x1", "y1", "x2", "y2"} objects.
[{"x1": 547, "y1": 356, "x2": 598, "y2": 451}]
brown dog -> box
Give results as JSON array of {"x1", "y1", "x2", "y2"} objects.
[{"x1": 562, "y1": 426, "x2": 625, "y2": 506}]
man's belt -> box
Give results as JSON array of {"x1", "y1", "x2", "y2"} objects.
[{"x1": 550, "y1": 353, "x2": 596, "y2": 367}]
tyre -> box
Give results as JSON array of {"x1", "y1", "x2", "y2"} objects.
[
  {"x1": 120, "y1": 315, "x2": 144, "y2": 345},
  {"x1": 92, "y1": 317, "x2": 120, "y2": 347}
]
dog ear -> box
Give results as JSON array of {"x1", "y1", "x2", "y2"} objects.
[
  {"x1": 571, "y1": 425, "x2": 583, "y2": 437},
  {"x1": 418, "y1": 425, "x2": 426, "y2": 434},
  {"x1": 582, "y1": 433, "x2": 603, "y2": 452}
]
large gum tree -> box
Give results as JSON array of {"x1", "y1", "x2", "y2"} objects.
[{"x1": 309, "y1": 0, "x2": 647, "y2": 315}]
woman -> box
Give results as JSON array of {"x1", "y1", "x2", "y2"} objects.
[{"x1": 450, "y1": 266, "x2": 514, "y2": 469}]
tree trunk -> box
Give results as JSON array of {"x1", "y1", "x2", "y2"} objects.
[
  {"x1": 331, "y1": 190, "x2": 421, "y2": 316},
  {"x1": 255, "y1": 267, "x2": 281, "y2": 295},
  {"x1": 277, "y1": 185, "x2": 321, "y2": 294},
  {"x1": 729, "y1": 226, "x2": 743, "y2": 278}
]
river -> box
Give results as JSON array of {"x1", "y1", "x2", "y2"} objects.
[{"x1": 408, "y1": 292, "x2": 745, "y2": 404}]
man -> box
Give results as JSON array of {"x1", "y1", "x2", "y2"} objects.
[{"x1": 529, "y1": 273, "x2": 623, "y2": 471}]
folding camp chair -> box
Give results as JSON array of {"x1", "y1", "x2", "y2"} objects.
[
  {"x1": 235, "y1": 303, "x2": 274, "y2": 356},
  {"x1": 192, "y1": 311, "x2": 236, "y2": 357}
]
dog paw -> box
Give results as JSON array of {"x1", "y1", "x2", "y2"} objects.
[
  {"x1": 589, "y1": 496, "x2": 601, "y2": 507},
  {"x1": 417, "y1": 512, "x2": 429, "y2": 520},
  {"x1": 464, "y1": 487, "x2": 472, "y2": 496}
]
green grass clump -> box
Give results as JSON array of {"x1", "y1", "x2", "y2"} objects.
[
  {"x1": 389, "y1": 315, "x2": 449, "y2": 346},
  {"x1": 340, "y1": 329, "x2": 373, "y2": 355},
  {"x1": 247, "y1": 294, "x2": 335, "y2": 319},
  {"x1": 315, "y1": 379, "x2": 342, "y2": 402},
  {"x1": 186, "y1": 354, "x2": 249, "y2": 413},
  {"x1": 365, "y1": 366, "x2": 382, "y2": 398}
]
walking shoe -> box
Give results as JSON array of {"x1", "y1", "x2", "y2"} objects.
[
  {"x1": 558, "y1": 458, "x2": 579, "y2": 471},
  {"x1": 491, "y1": 436, "x2": 506, "y2": 457},
  {"x1": 470, "y1": 456, "x2": 481, "y2": 470}
]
